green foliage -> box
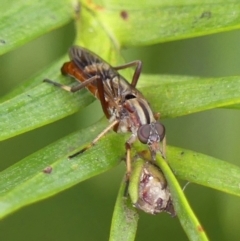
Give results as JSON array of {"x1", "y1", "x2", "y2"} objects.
[
  {"x1": 0, "y1": 0, "x2": 72, "y2": 55},
  {"x1": 1, "y1": 1, "x2": 240, "y2": 241}
]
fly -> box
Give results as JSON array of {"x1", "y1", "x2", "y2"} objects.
[{"x1": 44, "y1": 46, "x2": 166, "y2": 177}]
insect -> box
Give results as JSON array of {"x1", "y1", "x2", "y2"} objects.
[{"x1": 44, "y1": 46, "x2": 166, "y2": 178}]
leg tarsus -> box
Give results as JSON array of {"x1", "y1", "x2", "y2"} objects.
[
  {"x1": 161, "y1": 135, "x2": 167, "y2": 159},
  {"x1": 43, "y1": 79, "x2": 72, "y2": 92},
  {"x1": 44, "y1": 75, "x2": 100, "y2": 93}
]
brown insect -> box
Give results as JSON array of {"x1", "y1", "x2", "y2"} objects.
[{"x1": 44, "y1": 46, "x2": 166, "y2": 178}]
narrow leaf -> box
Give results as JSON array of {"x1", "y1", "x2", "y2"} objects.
[
  {"x1": 0, "y1": 0, "x2": 73, "y2": 55},
  {"x1": 84, "y1": 1, "x2": 240, "y2": 46},
  {"x1": 1, "y1": 119, "x2": 239, "y2": 219},
  {"x1": 2, "y1": 1, "x2": 239, "y2": 142},
  {"x1": 0, "y1": 119, "x2": 125, "y2": 219},
  {"x1": 155, "y1": 153, "x2": 209, "y2": 241},
  {"x1": 0, "y1": 60, "x2": 95, "y2": 141},
  {"x1": 141, "y1": 74, "x2": 240, "y2": 118},
  {"x1": 167, "y1": 146, "x2": 240, "y2": 197},
  {"x1": 109, "y1": 178, "x2": 139, "y2": 241},
  {"x1": 1, "y1": 73, "x2": 240, "y2": 141}
]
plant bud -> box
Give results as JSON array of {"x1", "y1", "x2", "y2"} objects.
[{"x1": 129, "y1": 158, "x2": 175, "y2": 216}]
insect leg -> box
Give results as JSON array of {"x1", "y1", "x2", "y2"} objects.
[
  {"x1": 123, "y1": 133, "x2": 138, "y2": 196},
  {"x1": 43, "y1": 76, "x2": 99, "y2": 93},
  {"x1": 161, "y1": 135, "x2": 167, "y2": 159},
  {"x1": 44, "y1": 74, "x2": 111, "y2": 119},
  {"x1": 122, "y1": 142, "x2": 132, "y2": 197},
  {"x1": 113, "y1": 60, "x2": 142, "y2": 87},
  {"x1": 69, "y1": 119, "x2": 119, "y2": 158},
  {"x1": 125, "y1": 142, "x2": 132, "y2": 180},
  {"x1": 96, "y1": 74, "x2": 111, "y2": 119},
  {"x1": 124, "y1": 134, "x2": 138, "y2": 180}
]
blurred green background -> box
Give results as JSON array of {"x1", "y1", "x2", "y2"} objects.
[{"x1": 1, "y1": 21, "x2": 240, "y2": 240}]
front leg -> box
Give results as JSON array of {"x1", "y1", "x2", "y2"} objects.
[{"x1": 125, "y1": 134, "x2": 138, "y2": 180}]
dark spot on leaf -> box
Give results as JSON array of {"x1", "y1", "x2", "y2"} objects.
[
  {"x1": 197, "y1": 225, "x2": 205, "y2": 232},
  {"x1": 43, "y1": 166, "x2": 52, "y2": 174},
  {"x1": 0, "y1": 39, "x2": 6, "y2": 44},
  {"x1": 141, "y1": 150, "x2": 149, "y2": 156},
  {"x1": 181, "y1": 151, "x2": 184, "y2": 155},
  {"x1": 51, "y1": 15, "x2": 56, "y2": 20},
  {"x1": 200, "y1": 11, "x2": 211, "y2": 19},
  {"x1": 120, "y1": 10, "x2": 128, "y2": 20}
]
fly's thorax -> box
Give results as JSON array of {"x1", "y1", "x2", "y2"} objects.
[
  {"x1": 117, "y1": 76, "x2": 144, "y2": 100},
  {"x1": 122, "y1": 98, "x2": 166, "y2": 157},
  {"x1": 123, "y1": 97, "x2": 156, "y2": 127},
  {"x1": 104, "y1": 75, "x2": 148, "y2": 134},
  {"x1": 114, "y1": 96, "x2": 157, "y2": 137}
]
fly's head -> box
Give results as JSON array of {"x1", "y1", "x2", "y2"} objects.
[{"x1": 137, "y1": 122, "x2": 166, "y2": 159}]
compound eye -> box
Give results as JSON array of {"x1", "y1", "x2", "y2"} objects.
[
  {"x1": 137, "y1": 124, "x2": 150, "y2": 144},
  {"x1": 155, "y1": 123, "x2": 165, "y2": 140}
]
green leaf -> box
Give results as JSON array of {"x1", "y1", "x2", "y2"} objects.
[
  {"x1": 1, "y1": 1, "x2": 240, "y2": 240},
  {"x1": 132, "y1": 142, "x2": 240, "y2": 197},
  {"x1": 109, "y1": 178, "x2": 139, "y2": 241},
  {"x1": 83, "y1": 1, "x2": 240, "y2": 46},
  {"x1": 1, "y1": 72, "x2": 240, "y2": 141},
  {"x1": 155, "y1": 153, "x2": 209, "y2": 241},
  {"x1": 0, "y1": 58, "x2": 95, "y2": 141},
  {"x1": 2, "y1": 2, "x2": 240, "y2": 142},
  {"x1": 0, "y1": 57, "x2": 65, "y2": 102},
  {"x1": 1, "y1": 121, "x2": 239, "y2": 221},
  {"x1": 0, "y1": 0, "x2": 73, "y2": 55},
  {"x1": 140, "y1": 74, "x2": 240, "y2": 118},
  {"x1": 166, "y1": 146, "x2": 240, "y2": 196},
  {"x1": 0, "y1": 119, "x2": 125, "y2": 219}
]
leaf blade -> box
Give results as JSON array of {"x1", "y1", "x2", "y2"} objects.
[
  {"x1": 141, "y1": 74, "x2": 240, "y2": 118},
  {"x1": 1, "y1": 118, "x2": 240, "y2": 219},
  {"x1": 155, "y1": 153, "x2": 209, "y2": 241},
  {"x1": 109, "y1": 178, "x2": 139, "y2": 241},
  {"x1": 167, "y1": 146, "x2": 240, "y2": 197},
  {"x1": 0, "y1": 119, "x2": 125, "y2": 219},
  {"x1": 0, "y1": 58, "x2": 95, "y2": 141},
  {"x1": 0, "y1": 0, "x2": 73, "y2": 55},
  {"x1": 2, "y1": 72, "x2": 240, "y2": 141},
  {"x1": 87, "y1": 1, "x2": 240, "y2": 46}
]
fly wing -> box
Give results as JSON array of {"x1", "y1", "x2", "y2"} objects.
[
  {"x1": 69, "y1": 46, "x2": 107, "y2": 74},
  {"x1": 68, "y1": 46, "x2": 120, "y2": 110},
  {"x1": 69, "y1": 45, "x2": 119, "y2": 93}
]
